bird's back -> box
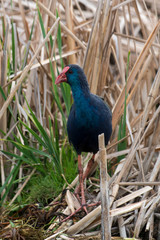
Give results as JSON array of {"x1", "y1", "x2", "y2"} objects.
[{"x1": 67, "y1": 94, "x2": 112, "y2": 154}]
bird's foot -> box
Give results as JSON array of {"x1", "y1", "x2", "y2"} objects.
[
  {"x1": 61, "y1": 201, "x2": 100, "y2": 223},
  {"x1": 75, "y1": 189, "x2": 88, "y2": 214},
  {"x1": 81, "y1": 198, "x2": 88, "y2": 214}
]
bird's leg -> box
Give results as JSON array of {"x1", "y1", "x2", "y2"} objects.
[
  {"x1": 76, "y1": 155, "x2": 87, "y2": 214},
  {"x1": 83, "y1": 154, "x2": 95, "y2": 181},
  {"x1": 75, "y1": 154, "x2": 95, "y2": 195}
]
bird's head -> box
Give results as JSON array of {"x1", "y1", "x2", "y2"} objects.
[{"x1": 55, "y1": 64, "x2": 89, "y2": 91}]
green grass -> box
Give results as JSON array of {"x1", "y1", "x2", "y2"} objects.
[
  {"x1": 0, "y1": 7, "x2": 77, "y2": 208},
  {"x1": 1, "y1": 98, "x2": 77, "y2": 206},
  {"x1": 117, "y1": 51, "x2": 130, "y2": 161}
]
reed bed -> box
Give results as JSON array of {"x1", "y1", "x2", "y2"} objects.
[{"x1": 0, "y1": 0, "x2": 160, "y2": 239}]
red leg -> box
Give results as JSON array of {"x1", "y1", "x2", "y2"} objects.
[
  {"x1": 83, "y1": 154, "x2": 95, "y2": 180},
  {"x1": 75, "y1": 154, "x2": 95, "y2": 195},
  {"x1": 76, "y1": 155, "x2": 87, "y2": 213}
]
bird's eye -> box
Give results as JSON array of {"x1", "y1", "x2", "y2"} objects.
[{"x1": 68, "y1": 69, "x2": 73, "y2": 74}]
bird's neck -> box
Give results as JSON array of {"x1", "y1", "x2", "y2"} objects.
[{"x1": 71, "y1": 85, "x2": 90, "y2": 108}]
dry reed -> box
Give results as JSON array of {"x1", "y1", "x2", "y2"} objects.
[{"x1": 0, "y1": 0, "x2": 160, "y2": 239}]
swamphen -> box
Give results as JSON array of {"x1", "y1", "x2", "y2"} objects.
[{"x1": 55, "y1": 64, "x2": 112, "y2": 211}]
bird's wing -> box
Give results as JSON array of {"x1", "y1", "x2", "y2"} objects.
[{"x1": 90, "y1": 93, "x2": 112, "y2": 119}]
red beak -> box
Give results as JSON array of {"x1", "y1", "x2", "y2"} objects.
[{"x1": 55, "y1": 66, "x2": 70, "y2": 84}]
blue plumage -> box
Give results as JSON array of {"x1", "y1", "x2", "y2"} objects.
[
  {"x1": 67, "y1": 93, "x2": 112, "y2": 154},
  {"x1": 56, "y1": 64, "x2": 112, "y2": 154}
]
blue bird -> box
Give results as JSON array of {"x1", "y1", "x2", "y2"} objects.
[{"x1": 56, "y1": 64, "x2": 112, "y2": 212}]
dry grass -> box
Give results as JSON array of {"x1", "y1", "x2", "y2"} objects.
[{"x1": 0, "y1": 0, "x2": 160, "y2": 239}]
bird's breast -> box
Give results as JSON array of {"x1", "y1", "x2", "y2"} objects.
[{"x1": 75, "y1": 106, "x2": 99, "y2": 128}]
